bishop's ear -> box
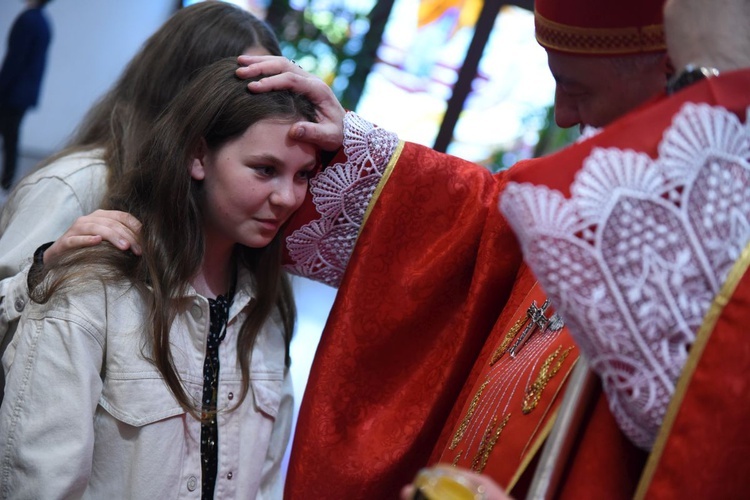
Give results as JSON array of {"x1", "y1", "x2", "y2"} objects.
[{"x1": 190, "y1": 138, "x2": 209, "y2": 181}]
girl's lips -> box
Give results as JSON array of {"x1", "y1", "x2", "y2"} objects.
[{"x1": 254, "y1": 218, "x2": 280, "y2": 231}]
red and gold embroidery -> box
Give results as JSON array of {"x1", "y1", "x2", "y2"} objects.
[
  {"x1": 522, "y1": 345, "x2": 575, "y2": 414},
  {"x1": 490, "y1": 317, "x2": 524, "y2": 365},
  {"x1": 443, "y1": 285, "x2": 577, "y2": 485},
  {"x1": 449, "y1": 379, "x2": 489, "y2": 450},
  {"x1": 472, "y1": 413, "x2": 511, "y2": 473}
]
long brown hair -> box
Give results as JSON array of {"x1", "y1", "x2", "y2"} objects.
[
  {"x1": 37, "y1": 58, "x2": 317, "y2": 417},
  {"x1": 36, "y1": 1, "x2": 280, "y2": 193}
]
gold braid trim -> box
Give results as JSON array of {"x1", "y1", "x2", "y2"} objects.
[
  {"x1": 472, "y1": 413, "x2": 511, "y2": 473},
  {"x1": 506, "y1": 357, "x2": 579, "y2": 493},
  {"x1": 490, "y1": 317, "x2": 525, "y2": 365},
  {"x1": 522, "y1": 345, "x2": 574, "y2": 414},
  {"x1": 535, "y1": 12, "x2": 666, "y2": 55},
  {"x1": 449, "y1": 379, "x2": 489, "y2": 450}
]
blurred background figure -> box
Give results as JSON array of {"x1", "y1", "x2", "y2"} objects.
[{"x1": 0, "y1": 0, "x2": 53, "y2": 193}]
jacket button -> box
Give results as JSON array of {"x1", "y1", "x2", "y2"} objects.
[
  {"x1": 14, "y1": 298, "x2": 25, "y2": 312},
  {"x1": 191, "y1": 304, "x2": 203, "y2": 320},
  {"x1": 227, "y1": 392, "x2": 234, "y2": 400},
  {"x1": 187, "y1": 476, "x2": 197, "y2": 491},
  {"x1": 227, "y1": 471, "x2": 233, "y2": 480}
]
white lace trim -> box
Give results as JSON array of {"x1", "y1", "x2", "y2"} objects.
[
  {"x1": 577, "y1": 125, "x2": 601, "y2": 142},
  {"x1": 500, "y1": 103, "x2": 750, "y2": 449},
  {"x1": 285, "y1": 112, "x2": 399, "y2": 287}
]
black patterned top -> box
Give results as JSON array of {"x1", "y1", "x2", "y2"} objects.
[{"x1": 201, "y1": 293, "x2": 230, "y2": 499}]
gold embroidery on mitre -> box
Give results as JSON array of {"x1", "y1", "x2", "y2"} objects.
[
  {"x1": 449, "y1": 379, "x2": 489, "y2": 450},
  {"x1": 522, "y1": 345, "x2": 574, "y2": 414},
  {"x1": 535, "y1": 11, "x2": 666, "y2": 55},
  {"x1": 452, "y1": 451, "x2": 462, "y2": 466},
  {"x1": 471, "y1": 413, "x2": 511, "y2": 473},
  {"x1": 490, "y1": 317, "x2": 525, "y2": 365}
]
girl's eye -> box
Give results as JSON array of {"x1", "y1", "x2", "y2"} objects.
[
  {"x1": 253, "y1": 166, "x2": 275, "y2": 177},
  {"x1": 297, "y1": 170, "x2": 314, "y2": 181}
]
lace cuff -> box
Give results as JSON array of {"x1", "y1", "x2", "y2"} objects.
[{"x1": 284, "y1": 112, "x2": 399, "y2": 287}]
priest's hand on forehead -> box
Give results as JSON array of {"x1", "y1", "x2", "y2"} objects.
[{"x1": 235, "y1": 55, "x2": 345, "y2": 153}]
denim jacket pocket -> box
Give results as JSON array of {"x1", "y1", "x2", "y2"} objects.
[
  {"x1": 99, "y1": 376, "x2": 189, "y2": 427},
  {"x1": 251, "y1": 378, "x2": 283, "y2": 420}
]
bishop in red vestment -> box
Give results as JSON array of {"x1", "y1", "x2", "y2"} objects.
[
  {"x1": 501, "y1": 66, "x2": 750, "y2": 499},
  {"x1": 279, "y1": 1, "x2": 669, "y2": 497}
]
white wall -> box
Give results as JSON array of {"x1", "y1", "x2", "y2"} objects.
[{"x1": 0, "y1": 0, "x2": 176, "y2": 157}]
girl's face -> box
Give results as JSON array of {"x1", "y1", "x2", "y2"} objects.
[{"x1": 191, "y1": 118, "x2": 317, "y2": 250}]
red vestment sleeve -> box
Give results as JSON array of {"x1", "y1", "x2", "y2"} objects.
[{"x1": 284, "y1": 141, "x2": 523, "y2": 498}]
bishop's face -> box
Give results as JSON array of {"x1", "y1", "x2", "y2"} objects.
[{"x1": 547, "y1": 50, "x2": 668, "y2": 130}]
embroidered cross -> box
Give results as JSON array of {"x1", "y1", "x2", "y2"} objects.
[{"x1": 508, "y1": 299, "x2": 563, "y2": 357}]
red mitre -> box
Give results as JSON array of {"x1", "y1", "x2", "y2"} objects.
[{"x1": 535, "y1": 0, "x2": 667, "y2": 56}]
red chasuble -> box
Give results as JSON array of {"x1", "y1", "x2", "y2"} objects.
[
  {"x1": 501, "y1": 67, "x2": 750, "y2": 498},
  {"x1": 286, "y1": 116, "x2": 548, "y2": 498},
  {"x1": 280, "y1": 112, "x2": 581, "y2": 497}
]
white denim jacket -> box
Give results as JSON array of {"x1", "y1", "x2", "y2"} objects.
[
  {"x1": 0, "y1": 266, "x2": 293, "y2": 499},
  {"x1": 0, "y1": 149, "x2": 107, "y2": 342}
]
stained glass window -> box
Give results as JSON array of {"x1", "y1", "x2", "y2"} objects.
[{"x1": 181, "y1": 0, "x2": 560, "y2": 169}]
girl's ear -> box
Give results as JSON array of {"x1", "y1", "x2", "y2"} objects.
[{"x1": 190, "y1": 138, "x2": 209, "y2": 181}]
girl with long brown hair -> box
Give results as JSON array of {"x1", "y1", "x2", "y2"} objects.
[
  {"x1": 0, "y1": 57, "x2": 317, "y2": 499},
  {"x1": 0, "y1": 1, "x2": 281, "y2": 352}
]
